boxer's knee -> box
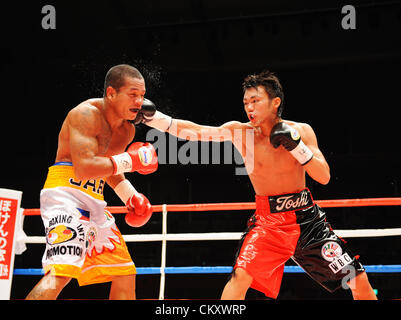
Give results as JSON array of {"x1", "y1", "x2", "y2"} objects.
[
  {"x1": 110, "y1": 274, "x2": 136, "y2": 300},
  {"x1": 221, "y1": 267, "x2": 253, "y2": 299},
  {"x1": 231, "y1": 267, "x2": 253, "y2": 288},
  {"x1": 26, "y1": 274, "x2": 71, "y2": 300}
]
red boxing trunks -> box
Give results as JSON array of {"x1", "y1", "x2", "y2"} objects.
[{"x1": 233, "y1": 188, "x2": 364, "y2": 299}]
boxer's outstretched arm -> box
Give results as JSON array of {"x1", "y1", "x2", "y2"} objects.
[
  {"x1": 134, "y1": 99, "x2": 243, "y2": 142},
  {"x1": 167, "y1": 119, "x2": 242, "y2": 142}
]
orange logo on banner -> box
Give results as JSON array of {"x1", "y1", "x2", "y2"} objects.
[{"x1": 0, "y1": 198, "x2": 18, "y2": 280}]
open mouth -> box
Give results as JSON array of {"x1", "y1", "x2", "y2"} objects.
[
  {"x1": 248, "y1": 114, "x2": 255, "y2": 121},
  {"x1": 130, "y1": 108, "x2": 140, "y2": 114}
]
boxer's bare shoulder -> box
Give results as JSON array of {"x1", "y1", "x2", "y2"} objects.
[
  {"x1": 55, "y1": 100, "x2": 103, "y2": 162},
  {"x1": 68, "y1": 99, "x2": 104, "y2": 135},
  {"x1": 220, "y1": 120, "x2": 249, "y2": 129},
  {"x1": 282, "y1": 120, "x2": 317, "y2": 147},
  {"x1": 55, "y1": 98, "x2": 135, "y2": 164},
  {"x1": 282, "y1": 119, "x2": 311, "y2": 133}
]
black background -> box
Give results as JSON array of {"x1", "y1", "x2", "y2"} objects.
[{"x1": 1, "y1": 0, "x2": 401, "y2": 300}]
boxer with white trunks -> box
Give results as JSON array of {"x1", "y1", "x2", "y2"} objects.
[{"x1": 26, "y1": 64, "x2": 157, "y2": 300}]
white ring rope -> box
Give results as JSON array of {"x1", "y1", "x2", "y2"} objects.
[{"x1": 20, "y1": 228, "x2": 401, "y2": 245}]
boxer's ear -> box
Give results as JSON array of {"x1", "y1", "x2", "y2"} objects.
[
  {"x1": 272, "y1": 97, "x2": 281, "y2": 114},
  {"x1": 106, "y1": 86, "x2": 117, "y2": 100}
]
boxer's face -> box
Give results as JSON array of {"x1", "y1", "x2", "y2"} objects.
[
  {"x1": 243, "y1": 86, "x2": 279, "y2": 126},
  {"x1": 108, "y1": 76, "x2": 146, "y2": 120}
]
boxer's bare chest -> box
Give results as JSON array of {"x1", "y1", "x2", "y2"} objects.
[
  {"x1": 240, "y1": 131, "x2": 306, "y2": 195},
  {"x1": 97, "y1": 120, "x2": 133, "y2": 157}
]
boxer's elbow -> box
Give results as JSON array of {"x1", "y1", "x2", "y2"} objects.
[
  {"x1": 74, "y1": 165, "x2": 92, "y2": 181},
  {"x1": 319, "y1": 172, "x2": 331, "y2": 185},
  {"x1": 73, "y1": 157, "x2": 109, "y2": 181},
  {"x1": 306, "y1": 157, "x2": 330, "y2": 185},
  {"x1": 317, "y1": 169, "x2": 331, "y2": 185},
  {"x1": 307, "y1": 165, "x2": 330, "y2": 185}
]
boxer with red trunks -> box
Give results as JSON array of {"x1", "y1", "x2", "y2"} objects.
[
  {"x1": 134, "y1": 70, "x2": 377, "y2": 300},
  {"x1": 26, "y1": 64, "x2": 157, "y2": 300}
]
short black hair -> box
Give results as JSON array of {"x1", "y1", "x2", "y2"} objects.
[
  {"x1": 103, "y1": 64, "x2": 143, "y2": 97},
  {"x1": 242, "y1": 70, "x2": 284, "y2": 117}
]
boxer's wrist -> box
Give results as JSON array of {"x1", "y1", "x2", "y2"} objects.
[
  {"x1": 289, "y1": 140, "x2": 314, "y2": 165},
  {"x1": 110, "y1": 153, "x2": 132, "y2": 175},
  {"x1": 146, "y1": 111, "x2": 173, "y2": 132},
  {"x1": 114, "y1": 179, "x2": 138, "y2": 204}
]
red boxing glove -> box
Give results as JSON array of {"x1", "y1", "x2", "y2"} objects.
[
  {"x1": 110, "y1": 142, "x2": 158, "y2": 175},
  {"x1": 127, "y1": 142, "x2": 158, "y2": 174},
  {"x1": 125, "y1": 193, "x2": 153, "y2": 227}
]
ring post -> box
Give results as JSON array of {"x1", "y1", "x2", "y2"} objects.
[
  {"x1": 0, "y1": 188, "x2": 23, "y2": 300},
  {"x1": 158, "y1": 204, "x2": 167, "y2": 300}
]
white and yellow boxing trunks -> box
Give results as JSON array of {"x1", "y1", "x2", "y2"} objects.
[{"x1": 40, "y1": 162, "x2": 136, "y2": 286}]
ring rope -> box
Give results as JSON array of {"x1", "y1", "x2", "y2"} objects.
[
  {"x1": 21, "y1": 197, "x2": 401, "y2": 216},
  {"x1": 159, "y1": 204, "x2": 168, "y2": 300},
  {"x1": 19, "y1": 228, "x2": 401, "y2": 246},
  {"x1": 14, "y1": 265, "x2": 401, "y2": 276}
]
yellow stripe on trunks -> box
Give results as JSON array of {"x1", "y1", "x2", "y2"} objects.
[{"x1": 43, "y1": 162, "x2": 105, "y2": 201}]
